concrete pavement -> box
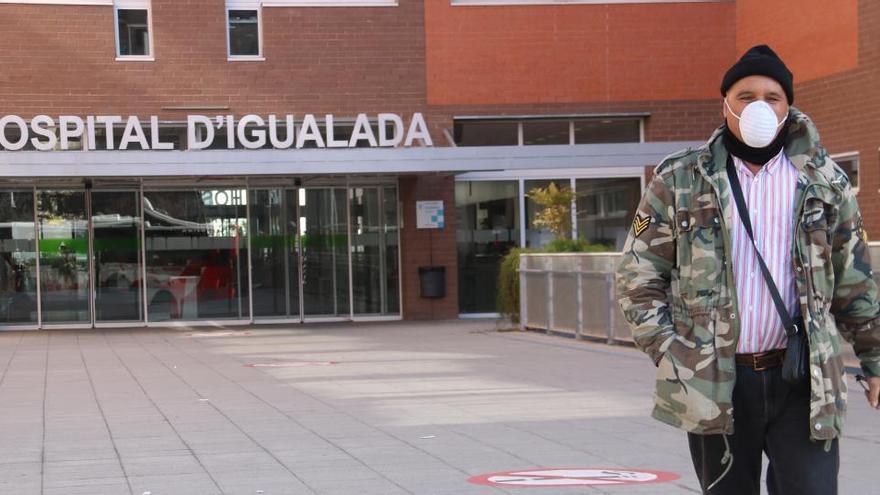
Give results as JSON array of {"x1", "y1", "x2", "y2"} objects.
[{"x1": 0, "y1": 320, "x2": 875, "y2": 494}]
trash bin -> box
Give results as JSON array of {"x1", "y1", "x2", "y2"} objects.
[{"x1": 418, "y1": 266, "x2": 446, "y2": 298}]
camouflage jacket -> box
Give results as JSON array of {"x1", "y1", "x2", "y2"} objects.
[{"x1": 616, "y1": 108, "x2": 880, "y2": 440}]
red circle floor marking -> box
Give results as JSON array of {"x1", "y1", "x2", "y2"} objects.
[
  {"x1": 245, "y1": 361, "x2": 338, "y2": 368},
  {"x1": 468, "y1": 468, "x2": 679, "y2": 487}
]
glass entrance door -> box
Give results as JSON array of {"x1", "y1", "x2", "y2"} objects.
[
  {"x1": 37, "y1": 190, "x2": 91, "y2": 324},
  {"x1": 301, "y1": 188, "x2": 350, "y2": 317},
  {"x1": 143, "y1": 188, "x2": 249, "y2": 322},
  {"x1": 37, "y1": 189, "x2": 145, "y2": 326},
  {"x1": 249, "y1": 188, "x2": 300, "y2": 319},
  {"x1": 349, "y1": 186, "x2": 399, "y2": 316},
  {"x1": 92, "y1": 191, "x2": 143, "y2": 323}
]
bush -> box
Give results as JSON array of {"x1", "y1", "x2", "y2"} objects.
[
  {"x1": 495, "y1": 239, "x2": 615, "y2": 322},
  {"x1": 497, "y1": 247, "x2": 528, "y2": 323}
]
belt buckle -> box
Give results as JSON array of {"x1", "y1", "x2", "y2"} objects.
[{"x1": 752, "y1": 353, "x2": 769, "y2": 372}]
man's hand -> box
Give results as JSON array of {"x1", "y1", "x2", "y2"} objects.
[{"x1": 857, "y1": 375, "x2": 880, "y2": 409}]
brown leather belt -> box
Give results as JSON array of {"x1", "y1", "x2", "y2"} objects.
[{"x1": 735, "y1": 349, "x2": 786, "y2": 371}]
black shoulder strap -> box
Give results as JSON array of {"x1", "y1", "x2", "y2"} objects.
[{"x1": 725, "y1": 156, "x2": 800, "y2": 338}]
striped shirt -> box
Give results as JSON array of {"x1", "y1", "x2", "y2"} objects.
[{"x1": 729, "y1": 152, "x2": 799, "y2": 354}]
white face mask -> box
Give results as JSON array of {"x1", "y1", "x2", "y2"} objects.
[{"x1": 724, "y1": 98, "x2": 786, "y2": 148}]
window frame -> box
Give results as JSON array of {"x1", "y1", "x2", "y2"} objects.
[
  {"x1": 114, "y1": 0, "x2": 154, "y2": 61},
  {"x1": 226, "y1": 4, "x2": 264, "y2": 61},
  {"x1": 830, "y1": 151, "x2": 859, "y2": 194}
]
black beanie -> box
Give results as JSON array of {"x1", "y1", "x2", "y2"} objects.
[{"x1": 720, "y1": 45, "x2": 794, "y2": 104}]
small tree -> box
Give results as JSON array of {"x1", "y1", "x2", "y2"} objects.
[{"x1": 527, "y1": 182, "x2": 574, "y2": 241}]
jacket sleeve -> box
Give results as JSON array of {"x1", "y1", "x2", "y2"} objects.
[
  {"x1": 616, "y1": 169, "x2": 677, "y2": 365},
  {"x1": 830, "y1": 184, "x2": 880, "y2": 377}
]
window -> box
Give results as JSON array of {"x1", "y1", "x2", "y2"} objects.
[
  {"x1": 575, "y1": 178, "x2": 641, "y2": 251},
  {"x1": 227, "y1": 7, "x2": 261, "y2": 59},
  {"x1": 832, "y1": 152, "x2": 859, "y2": 190},
  {"x1": 115, "y1": 1, "x2": 152, "y2": 59},
  {"x1": 525, "y1": 179, "x2": 567, "y2": 248},
  {"x1": 523, "y1": 120, "x2": 569, "y2": 146},
  {"x1": 453, "y1": 121, "x2": 519, "y2": 147},
  {"x1": 574, "y1": 118, "x2": 641, "y2": 144},
  {"x1": 453, "y1": 116, "x2": 643, "y2": 147}
]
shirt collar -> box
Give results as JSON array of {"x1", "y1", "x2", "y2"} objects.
[{"x1": 733, "y1": 150, "x2": 786, "y2": 178}]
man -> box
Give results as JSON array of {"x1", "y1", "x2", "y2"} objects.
[{"x1": 616, "y1": 45, "x2": 880, "y2": 495}]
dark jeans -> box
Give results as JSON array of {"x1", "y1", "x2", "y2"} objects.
[{"x1": 687, "y1": 364, "x2": 839, "y2": 495}]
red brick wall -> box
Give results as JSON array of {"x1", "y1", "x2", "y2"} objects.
[
  {"x1": 794, "y1": 0, "x2": 880, "y2": 236},
  {"x1": 736, "y1": 0, "x2": 859, "y2": 83},
  {"x1": 399, "y1": 175, "x2": 458, "y2": 320},
  {"x1": 425, "y1": 1, "x2": 735, "y2": 105},
  {"x1": 0, "y1": 0, "x2": 427, "y2": 118}
]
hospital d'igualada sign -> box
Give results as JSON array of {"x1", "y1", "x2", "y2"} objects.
[{"x1": 0, "y1": 113, "x2": 433, "y2": 151}]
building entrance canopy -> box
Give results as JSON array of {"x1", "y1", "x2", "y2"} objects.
[{"x1": 0, "y1": 141, "x2": 704, "y2": 178}]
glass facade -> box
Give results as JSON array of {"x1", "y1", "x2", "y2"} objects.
[
  {"x1": 0, "y1": 183, "x2": 400, "y2": 328},
  {"x1": 457, "y1": 176, "x2": 643, "y2": 315}
]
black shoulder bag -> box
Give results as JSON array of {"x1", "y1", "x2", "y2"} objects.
[{"x1": 726, "y1": 156, "x2": 809, "y2": 384}]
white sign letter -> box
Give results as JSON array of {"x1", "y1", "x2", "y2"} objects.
[
  {"x1": 349, "y1": 113, "x2": 378, "y2": 148},
  {"x1": 268, "y1": 115, "x2": 295, "y2": 149},
  {"x1": 404, "y1": 113, "x2": 432, "y2": 147},
  {"x1": 378, "y1": 113, "x2": 404, "y2": 147},
  {"x1": 296, "y1": 114, "x2": 325, "y2": 149},
  {"x1": 95, "y1": 116, "x2": 123, "y2": 150},
  {"x1": 150, "y1": 116, "x2": 174, "y2": 150},
  {"x1": 188, "y1": 115, "x2": 214, "y2": 150},
  {"x1": 0, "y1": 115, "x2": 28, "y2": 151},
  {"x1": 237, "y1": 115, "x2": 266, "y2": 150},
  {"x1": 325, "y1": 115, "x2": 348, "y2": 148},
  {"x1": 30, "y1": 115, "x2": 57, "y2": 151},
  {"x1": 59, "y1": 116, "x2": 85, "y2": 151},
  {"x1": 119, "y1": 116, "x2": 150, "y2": 150}
]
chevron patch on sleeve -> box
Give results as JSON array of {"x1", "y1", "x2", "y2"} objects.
[{"x1": 633, "y1": 213, "x2": 651, "y2": 237}]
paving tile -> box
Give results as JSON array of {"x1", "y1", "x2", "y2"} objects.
[{"x1": 0, "y1": 322, "x2": 871, "y2": 494}]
